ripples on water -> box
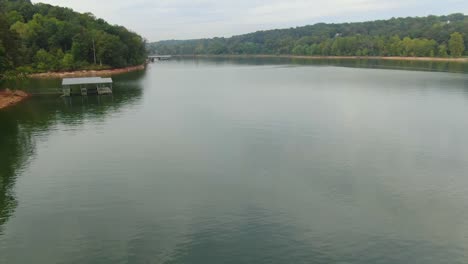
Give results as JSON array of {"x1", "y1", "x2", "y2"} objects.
[{"x1": 0, "y1": 59, "x2": 468, "y2": 263}]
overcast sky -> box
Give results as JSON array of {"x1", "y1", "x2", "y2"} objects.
[{"x1": 32, "y1": 0, "x2": 467, "y2": 42}]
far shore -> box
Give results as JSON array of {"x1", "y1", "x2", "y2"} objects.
[
  {"x1": 27, "y1": 64, "x2": 146, "y2": 79},
  {"x1": 178, "y1": 54, "x2": 468, "y2": 63},
  {"x1": 0, "y1": 89, "x2": 30, "y2": 110}
]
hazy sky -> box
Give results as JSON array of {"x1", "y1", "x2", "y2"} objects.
[{"x1": 32, "y1": 0, "x2": 467, "y2": 41}]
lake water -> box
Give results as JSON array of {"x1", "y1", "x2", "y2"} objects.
[{"x1": 1, "y1": 58, "x2": 468, "y2": 263}]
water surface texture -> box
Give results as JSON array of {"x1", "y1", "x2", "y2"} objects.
[{"x1": 1, "y1": 59, "x2": 468, "y2": 263}]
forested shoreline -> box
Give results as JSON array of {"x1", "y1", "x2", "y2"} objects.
[
  {"x1": 1, "y1": 1, "x2": 467, "y2": 81},
  {"x1": 0, "y1": 0, "x2": 147, "y2": 79},
  {"x1": 148, "y1": 14, "x2": 466, "y2": 58}
]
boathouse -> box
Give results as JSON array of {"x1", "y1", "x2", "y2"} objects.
[
  {"x1": 62, "y1": 77, "x2": 113, "y2": 96},
  {"x1": 148, "y1": 55, "x2": 172, "y2": 62}
]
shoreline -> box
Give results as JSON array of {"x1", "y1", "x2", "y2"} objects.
[
  {"x1": 178, "y1": 54, "x2": 468, "y2": 63},
  {"x1": 0, "y1": 89, "x2": 30, "y2": 110},
  {"x1": 27, "y1": 64, "x2": 146, "y2": 79}
]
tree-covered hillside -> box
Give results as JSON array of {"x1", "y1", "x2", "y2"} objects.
[
  {"x1": 148, "y1": 14, "x2": 467, "y2": 58},
  {"x1": 0, "y1": 0, "x2": 147, "y2": 77}
]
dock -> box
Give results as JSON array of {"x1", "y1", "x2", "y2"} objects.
[
  {"x1": 148, "y1": 55, "x2": 172, "y2": 62},
  {"x1": 62, "y1": 77, "x2": 113, "y2": 96}
]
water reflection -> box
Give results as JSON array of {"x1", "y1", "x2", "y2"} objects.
[
  {"x1": 164, "y1": 217, "x2": 464, "y2": 264},
  {"x1": 0, "y1": 117, "x2": 24, "y2": 235},
  {"x1": 0, "y1": 71, "x2": 146, "y2": 234},
  {"x1": 176, "y1": 56, "x2": 468, "y2": 73},
  {"x1": 1, "y1": 61, "x2": 468, "y2": 263}
]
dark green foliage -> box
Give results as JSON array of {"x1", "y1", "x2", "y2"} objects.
[
  {"x1": 0, "y1": 0, "x2": 147, "y2": 76},
  {"x1": 0, "y1": 41, "x2": 6, "y2": 74},
  {"x1": 0, "y1": 10, "x2": 21, "y2": 77},
  {"x1": 148, "y1": 14, "x2": 468, "y2": 58},
  {"x1": 449, "y1": 32, "x2": 465, "y2": 57}
]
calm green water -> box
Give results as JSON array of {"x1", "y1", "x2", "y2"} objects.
[{"x1": 1, "y1": 59, "x2": 468, "y2": 263}]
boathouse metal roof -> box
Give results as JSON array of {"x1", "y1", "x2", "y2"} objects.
[{"x1": 62, "y1": 77, "x2": 113, "y2": 86}]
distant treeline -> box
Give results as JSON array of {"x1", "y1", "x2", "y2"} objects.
[
  {"x1": 148, "y1": 14, "x2": 467, "y2": 58},
  {"x1": 0, "y1": 0, "x2": 147, "y2": 77}
]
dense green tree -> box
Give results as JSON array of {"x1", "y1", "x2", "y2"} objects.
[
  {"x1": 292, "y1": 45, "x2": 306, "y2": 55},
  {"x1": 95, "y1": 31, "x2": 127, "y2": 67},
  {"x1": 61, "y1": 53, "x2": 74, "y2": 70},
  {"x1": 148, "y1": 14, "x2": 468, "y2": 58},
  {"x1": 0, "y1": 41, "x2": 6, "y2": 74},
  {"x1": 0, "y1": 0, "x2": 147, "y2": 76},
  {"x1": 387, "y1": 35, "x2": 402, "y2": 55},
  {"x1": 438, "y1": 44, "x2": 448, "y2": 57},
  {"x1": 448, "y1": 32, "x2": 465, "y2": 57},
  {"x1": 33, "y1": 49, "x2": 56, "y2": 71},
  {"x1": 0, "y1": 10, "x2": 20, "y2": 74},
  {"x1": 70, "y1": 31, "x2": 92, "y2": 64},
  {"x1": 6, "y1": 10, "x2": 24, "y2": 25}
]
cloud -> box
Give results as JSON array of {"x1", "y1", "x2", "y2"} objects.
[
  {"x1": 32, "y1": 0, "x2": 466, "y2": 41},
  {"x1": 244, "y1": 0, "x2": 402, "y2": 24}
]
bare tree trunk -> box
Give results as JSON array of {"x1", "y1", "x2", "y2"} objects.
[{"x1": 92, "y1": 38, "x2": 97, "y2": 64}]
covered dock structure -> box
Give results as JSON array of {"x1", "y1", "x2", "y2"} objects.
[
  {"x1": 148, "y1": 55, "x2": 172, "y2": 62},
  {"x1": 62, "y1": 77, "x2": 113, "y2": 96}
]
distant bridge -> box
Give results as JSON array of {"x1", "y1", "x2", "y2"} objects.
[{"x1": 148, "y1": 55, "x2": 172, "y2": 62}]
